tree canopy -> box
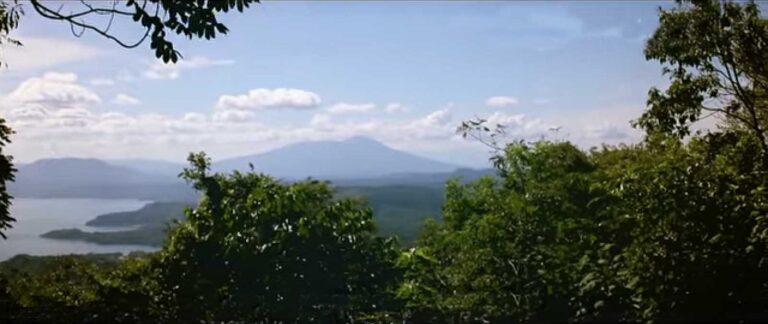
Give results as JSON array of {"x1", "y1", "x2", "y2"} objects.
[{"x1": 638, "y1": 0, "x2": 768, "y2": 153}]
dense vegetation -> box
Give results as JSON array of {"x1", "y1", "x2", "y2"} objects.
[{"x1": 2, "y1": 0, "x2": 768, "y2": 322}]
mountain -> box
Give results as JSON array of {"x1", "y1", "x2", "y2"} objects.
[
  {"x1": 107, "y1": 159, "x2": 185, "y2": 178},
  {"x1": 10, "y1": 158, "x2": 196, "y2": 201},
  {"x1": 9, "y1": 137, "x2": 475, "y2": 200},
  {"x1": 15, "y1": 158, "x2": 158, "y2": 187},
  {"x1": 215, "y1": 136, "x2": 462, "y2": 179}
]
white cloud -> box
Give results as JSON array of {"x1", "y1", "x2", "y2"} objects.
[
  {"x1": 326, "y1": 102, "x2": 376, "y2": 114},
  {"x1": 2, "y1": 37, "x2": 103, "y2": 70},
  {"x1": 485, "y1": 111, "x2": 552, "y2": 137},
  {"x1": 309, "y1": 113, "x2": 333, "y2": 130},
  {"x1": 385, "y1": 103, "x2": 408, "y2": 114},
  {"x1": 144, "y1": 56, "x2": 235, "y2": 80},
  {"x1": 54, "y1": 107, "x2": 93, "y2": 119},
  {"x1": 419, "y1": 108, "x2": 452, "y2": 127},
  {"x1": 183, "y1": 112, "x2": 207, "y2": 123},
  {"x1": 112, "y1": 93, "x2": 141, "y2": 106},
  {"x1": 2, "y1": 73, "x2": 645, "y2": 165},
  {"x1": 485, "y1": 96, "x2": 519, "y2": 108},
  {"x1": 212, "y1": 109, "x2": 256, "y2": 123},
  {"x1": 6, "y1": 106, "x2": 48, "y2": 122},
  {"x1": 4, "y1": 72, "x2": 101, "y2": 109},
  {"x1": 216, "y1": 88, "x2": 322, "y2": 111},
  {"x1": 308, "y1": 108, "x2": 456, "y2": 142}
]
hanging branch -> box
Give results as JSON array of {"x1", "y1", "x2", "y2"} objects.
[{"x1": 29, "y1": 0, "x2": 151, "y2": 49}]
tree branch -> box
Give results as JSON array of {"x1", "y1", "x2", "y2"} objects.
[{"x1": 29, "y1": 0, "x2": 150, "y2": 49}]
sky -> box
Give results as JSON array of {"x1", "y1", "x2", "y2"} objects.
[{"x1": 0, "y1": 1, "x2": 674, "y2": 167}]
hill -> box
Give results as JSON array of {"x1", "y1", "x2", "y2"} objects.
[{"x1": 86, "y1": 201, "x2": 191, "y2": 227}]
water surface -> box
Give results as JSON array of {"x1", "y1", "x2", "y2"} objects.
[{"x1": 0, "y1": 198, "x2": 158, "y2": 261}]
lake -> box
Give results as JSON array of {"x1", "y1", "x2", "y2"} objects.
[{"x1": 0, "y1": 198, "x2": 159, "y2": 261}]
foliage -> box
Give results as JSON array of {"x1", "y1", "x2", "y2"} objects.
[
  {"x1": 399, "y1": 141, "x2": 602, "y2": 322},
  {"x1": 576, "y1": 133, "x2": 768, "y2": 322},
  {"x1": 638, "y1": 0, "x2": 768, "y2": 153},
  {"x1": 0, "y1": 254, "x2": 156, "y2": 323},
  {"x1": 150, "y1": 152, "x2": 402, "y2": 322},
  {"x1": 0, "y1": 117, "x2": 14, "y2": 239}
]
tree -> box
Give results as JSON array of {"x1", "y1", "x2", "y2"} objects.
[
  {"x1": 605, "y1": 2, "x2": 768, "y2": 319},
  {"x1": 151, "y1": 152, "x2": 401, "y2": 322},
  {"x1": 400, "y1": 140, "x2": 602, "y2": 322},
  {"x1": 0, "y1": 118, "x2": 14, "y2": 239},
  {"x1": 637, "y1": 0, "x2": 768, "y2": 154},
  {"x1": 0, "y1": 253, "x2": 158, "y2": 323},
  {"x1": 576, "y1": 133, "x2": 768, "y2": 322}
]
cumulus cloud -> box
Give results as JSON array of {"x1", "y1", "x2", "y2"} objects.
[
  {"x1": 1, "y1": 73, "x2": 472, "y2": 163},
  {"x1": 309, "y1": 108, "x2": 455, "y2": 142},
  {"x1": 309, "y1": 113, "x2": 333, "y2": 131},
  {"x1": 485, "y1": 111, "x2": 554, "y2": 138},
  {"x1": 485, "y1": 96, "x2": 519, "y2": 108},
  {"x1": 3, "y1": 72, "x2": 643, "y2": 165},
  {"x1": 212, "y1": 109, "x2": 256, "y2": 123},
  {"x1": 183, "y1": 112, "x2": 207, "y2": 123},
  {"x1": 112, "y1": 93, "x2": 141, "y2": 106},
  {"x1": 4, "y1": 72, "x2": 101, "y2": 109},
  {"x1": 216, "y1": 88, "x2": 322, "y2": 111},
  {"x1": 419, "y1": 109, "x2": 452, "y2": 127},
  {"x1": 325, "y1": 102, "x2": 376, "y2": 114},
  {"x1": 144, "y1": 56, "x2": 235, "y2": 80}
]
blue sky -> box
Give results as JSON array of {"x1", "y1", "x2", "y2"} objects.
[{"x1": 0, "y1": 1, "x2": 673, "y2": 167}]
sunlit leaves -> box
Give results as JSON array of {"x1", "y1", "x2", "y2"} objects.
[{"x1": 155, "y1": 152, "x2": 401, "y2": 322}]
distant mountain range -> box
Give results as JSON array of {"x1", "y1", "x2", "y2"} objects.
[
  {"x1": 107, "y1": 159, "x2": 185, "y2": 178},
  {"x1": 215, "y1": 136, "x2": 462, "y2": 179},
  {"x1": 11, "y1": 136, "x2": 491, "y2": 200},
  {"x1": 11, "y1": 158, "x2": 195, "y2": 201}
]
